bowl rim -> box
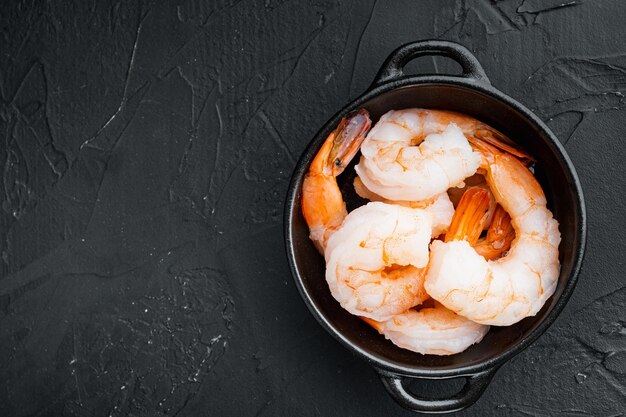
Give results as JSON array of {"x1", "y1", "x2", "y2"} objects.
[{"x1": 284, "y1": 74, "x2": 587, "y2": 377}]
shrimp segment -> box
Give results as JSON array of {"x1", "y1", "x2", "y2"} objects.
[
  {"x1": 353, "y1": 176, "x2": 454, "y2": 238},
  {"x1": 362, "y1": 304, "x2": 489, "y2": 355},
  {"x1": 302, "y1": 109, "x2": 371, "y2": 253},
  {"x1": 324, "y1": 202, "x2": 434, "y2": 321},
  {"x1": 425, "y1": 143, "x2": 561, "y2": 326}
]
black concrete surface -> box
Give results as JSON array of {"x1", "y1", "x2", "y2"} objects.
[{"x1": 0, "y1": 1, "x2": 624, "y2": 416}]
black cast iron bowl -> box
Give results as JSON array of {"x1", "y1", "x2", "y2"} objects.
[{"x1": 284, "y1": 40, "x2": 586, "y2": 414}]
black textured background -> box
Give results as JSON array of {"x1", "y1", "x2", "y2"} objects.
[{"x1": 1, "y1": 1, "x2": 625, "y2": 416}]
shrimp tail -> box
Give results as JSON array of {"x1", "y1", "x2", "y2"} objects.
[
  {"x1": 445, "y1": 187, "x2": 491, "y2": 245},
  {"x1": 327, "y1": 108, "x2": 371, "y2": 176},
  {"x1": 469, "y1": 128, "x2": 535, "y2": 165},
  {"x1": 475, "y1": 205, "x2": 515, "y2": 260}
]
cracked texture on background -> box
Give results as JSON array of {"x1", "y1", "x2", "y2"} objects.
[{"x1": 0, "y1": 0, "x2": 624, "y2": 416}]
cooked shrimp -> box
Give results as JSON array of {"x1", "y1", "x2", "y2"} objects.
[
  {"x1": 302, "y1": 109, "x2": 371, "y2": 253},
  {"x1": 324, "y1": 202, "x2": 435, "y2": 321},
  {"x1": 362, "y1": 303, "x2": 489, "y2": 355},
  {"x1": 303, "y1": 110, "x2": 436, "y2": 321},
  {"x1": 355, "y1": 109, "x2": 531, "y2": 202},
  {"x1": 425, "y1": 142, "x2": 561, "y2": 326},
  {"x1": 353, "y1": 176, "x2": 454, "y2": 238}
]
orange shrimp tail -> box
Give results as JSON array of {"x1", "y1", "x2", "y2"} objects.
[
  {"x1": 475, "y1": 204, "x2": 515, "y2": 260},
  {"x1": 468, "y1": 129, "x2": 535, "y2": 166},
  {"x1": 445, "y1": 187, "x2": 491, "y2": 245},
  {"x1": 360, "y1": 316, "x2": 383, "y2": 333}
]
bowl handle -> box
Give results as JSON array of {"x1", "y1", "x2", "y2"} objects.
[
  {"x1": 371, "y1": 40, "x2": 490, "y2": 87},
  {"x1": 378, "y1": 366, "x2": 499, "y2": 414}
]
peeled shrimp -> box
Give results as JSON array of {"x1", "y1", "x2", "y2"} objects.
[
  {"x1": 320, "y1": 178, "x2": 453, "y2": 321},
  {"x1": 302, "y1": 110, "x2": 450, "y2": 321},
  {"x1": 302, "y1": 109, "x2": 371, "y2": 253},
  {"x1": 324, "y1": 202, "x2": 434, "y2": 321},
  {"x1": 354, "y1": 109, "x2": 527, "y2": 202},
  {"x1": 425, "y1": 142, "x2": 561, "y2": 326},
  {"x1": 362, "y1": 303, "x2": 489, "y2": 355}
]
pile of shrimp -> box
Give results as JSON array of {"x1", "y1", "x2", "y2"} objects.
[{"x1": 302, "y1": 108, "x2": 560, "y2": 355}]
